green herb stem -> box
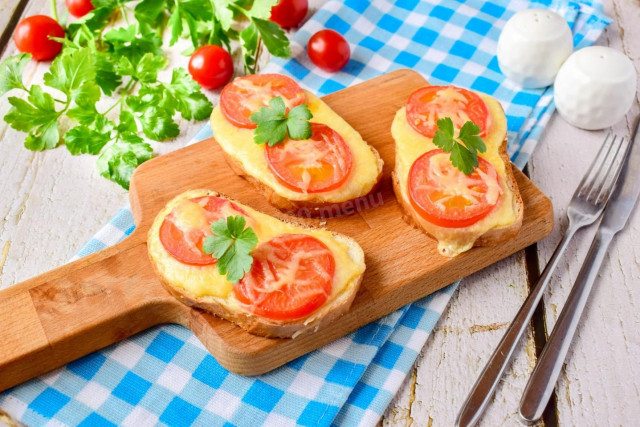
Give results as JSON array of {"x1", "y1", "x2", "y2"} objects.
[
  {"x1": 103, "y1": 96, "x2": 123, "y2": 116},
  {"x1": 50, "y1": 0, "x2": 59, "y2": 23},
  {"x1": 253, "y1": 36, "x2": 263, "y2": 74},
  {"x1": 120, "y1": 6, "x2": 130, "y2": 25}
]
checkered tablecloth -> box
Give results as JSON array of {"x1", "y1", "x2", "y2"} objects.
[{"x1": 0, "y1": 1, "x2": 609, "y2": 426}]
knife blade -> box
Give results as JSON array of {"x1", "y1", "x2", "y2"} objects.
[{"x1": 600, "y1": 116, "x2": 640, "y2": 233}]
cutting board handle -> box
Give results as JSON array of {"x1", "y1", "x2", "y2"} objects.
[{"x1": 0, "y1": 232, "x2": 179, "y2": 391}]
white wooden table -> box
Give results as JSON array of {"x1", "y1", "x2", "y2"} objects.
[{"x1": 1, "y1": 0, "x2": 639, "y2": 425}]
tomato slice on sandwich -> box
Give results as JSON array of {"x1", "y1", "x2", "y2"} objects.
[
  {"x1": 220, "y1": 74, "x2": 306, "y2": 129},
  {"x1": 407, "y1": 86, "x2": 490, "y2": 138},
  {"x1": 160, "y1": 196, "x2": 248, "y2": 265},
  {"x1": 408, "y1": 149, "x2": 502, "y2": 228},
  {"x1": 234, "y1": 234, "x2": 335, "y2": 320},
  {"x1": 265, "y1": 123, "x2": 353, "y2": 193}
]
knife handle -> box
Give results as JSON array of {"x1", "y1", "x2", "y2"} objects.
[
  {"x1": 456, "y1": 227, "x2": 577, "y2": 427},
  {"x1": 519, "y1": 229, "x2": 615, "y2": 423}
]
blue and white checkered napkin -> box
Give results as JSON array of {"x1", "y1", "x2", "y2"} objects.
[{"x1": 1, "y1": 1, "x2": 609, "y2": 426}]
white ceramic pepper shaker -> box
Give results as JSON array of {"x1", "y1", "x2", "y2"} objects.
[
  {"x1": 497, "y1": 9, "x2": 573, "y2": 88},
  {"x1": 554, "y1": 46, "x2": 637, "y2": 130}
]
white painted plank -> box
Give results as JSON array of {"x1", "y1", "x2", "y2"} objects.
[
  {"x1": 0, "y1": 3, "x2": 219, "y2": 287},
  {"x1": 383, "y1": 253, "x2": 540, "y2": 426},
  {"x1": 528, "y1": 0, "x2": 640, "y2": 424}
]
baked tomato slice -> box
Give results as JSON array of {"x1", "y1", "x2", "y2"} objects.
[
  {"x1": 406, "y1": 86, "x2": 490, "y2": 138},
  {"x1": 159, "y1": 196, "x2": 248, "y2": 265},
  {"x1": 220, "y1": 73, "x2": 306, "y2": 129},
  {"x1": 265, "y1": 123, "x2": 353, "y2": 193},
  {"x1": 234, "y1": 234, "x2": 335, "y2": 320},
  {"x1": 408, "y1": 149, "x2": 502, "y2": 228}
]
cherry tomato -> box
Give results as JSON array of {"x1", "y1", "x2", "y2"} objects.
[
  {"x1": 269, "y1": 0, "x2": 308, "y2": 29},
  {"x1": 307, "y1": 29, "x2": 350, "y2": 72},
  {"x1": 188, "y1": 45, "x2": 234, "y2": 90},
  {"x1": 160, "y1": 196, "x2": 248, "y2": 265},
  {"x1": 220, "y1": 73, "x2": 306, "y2": 129},
  {"x1": 66, "y1": 0, "x2": 94, "y2": 18},
  {"x1": 406, "y1": 86, "x2": 491, "y2": 138},
  {"x1": 265, "y1": 123, "x2": 353, "y2": 193},
  {"x1": 234, "y1": 234, "x2": 335, "y2": 320},
  {"x1": 408, "y1": 149, "x2": 502, "y2": 228},
  {"x1": 13, "y1": 15, "x2": 65, "y2": 61}
]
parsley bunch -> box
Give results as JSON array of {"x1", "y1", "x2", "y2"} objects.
[
  {"x1": 0, "y1": 0, "x2": 292, "y2": 189},
  {"x1": 203, "y1": 216, "x2": 258, "y2": 283},
  {"x1": 250, "y1": 96, "x2": 313, "y2": 145},
  {"x1": 433, "y1": 118, "x2": 487, "y2": 175}
]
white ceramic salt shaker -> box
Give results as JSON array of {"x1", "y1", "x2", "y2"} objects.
[
  {"x1": 554, "y1": 46, "x2": 637, "y2": 130},
  {"x1": 497, "y1": 9, "x2": 573, "y2": 88}
]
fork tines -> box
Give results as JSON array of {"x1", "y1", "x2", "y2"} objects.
[{"x1": 576, "y1": 134, "x2": 629, "y2": 206}]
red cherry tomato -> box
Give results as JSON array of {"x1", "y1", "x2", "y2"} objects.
[
  {"x1": 66, "y1": 0, "x2": 95, "y2": 18},
  {"x1": 234, "y1": 234, "x2": 335, "y2": 320},
  {"x1": 188, "y1": 45, "x2": 234, "y2": 90},
  {"x1": 265, "y1": 123, "x2": 353, "y2": 193},
  {"x1": 406, "y1": 86, "x2": 491, "y2": 138},
  {"x1": 270, "y1": 0, "x2": 308, "y2": 29},
  {"x1": 159, "y1": 196, "x2": 248, "y2": 265},
  {"x1": 408, "y1": 149, "x2": 502, "y2": 228},
  {"x1": 307, "y1": 29, "x2": 350, "y2": 72},
  {"x1": 220, "y1": 73, "x2": 306, "y2": 129},
  {"x1": 13, "y1": 15, "x2": 65, "y2": 61}
]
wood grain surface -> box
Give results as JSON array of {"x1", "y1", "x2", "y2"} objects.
[{"x1": 0, "y1": 70, "x2": 553, "y2": 391}]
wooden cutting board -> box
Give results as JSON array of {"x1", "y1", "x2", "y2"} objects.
[{"x1": 0, "y1": 69, "x2": 553, "y2": 390}]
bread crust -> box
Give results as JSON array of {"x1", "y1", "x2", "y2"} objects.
[
  {"x1": 220, "y1": 143, "x2": 384, "y2": 218},
  {"x1": 148, "y1": 190, "x2": 366, "y2": 338},
  {"x1": 392, "y1": 124, "x2": 524, "y2": 253}
]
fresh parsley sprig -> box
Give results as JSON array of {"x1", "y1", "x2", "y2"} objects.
[
  {"x1": 0, "y1": 22, "x2": 213, "y2": 189},
  {"x1": 203, "y1": 216, "x2": 258, "y2": 283},
  {"x1": 250, "y1": 96, "x2": 313, "y2": 146},
  {"x1": 433, "y1": 118, "x2": 487, "y2": 175}
]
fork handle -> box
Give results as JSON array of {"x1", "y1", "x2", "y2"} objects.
[
  {"x1": 456, "y1": 227, "x2": 578, "y2": 427},
  {"x1": 519, "y1": 229, "x2": 615, "y2": 423}
]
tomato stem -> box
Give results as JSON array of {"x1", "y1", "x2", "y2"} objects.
[{"x1": 50, "y1": 0, "x2": 59, "y2": 23}]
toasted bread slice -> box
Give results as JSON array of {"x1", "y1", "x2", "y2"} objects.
[
  {"x1": 147, "y1": 189, "x2": 365, "y2": 338},
  {"x1": 210, "y1": 88, "x2": 383, "y2": 217},
  {"x1": 392, "y1": 87, "x2": 524, "y2": 257}
]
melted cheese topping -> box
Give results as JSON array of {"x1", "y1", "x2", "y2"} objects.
[
  {"x1": 148, "y1": 190, "x2": 364, "y2": 312},
  {"x1": 419, "y1": 87, "x2": 476, "y2": 130},
  {"x1": 393, "y1": 92, "x2": 516, "y2": 257},
  {"x1": 233, "y1": 78, "x2": 300, "y2": 112},
  {"x1": 210, "y1": 91, "x2": 380, "y2": 202},
  {"x1": 420, "y1": 152, "x2": 502, "y2": 211}
]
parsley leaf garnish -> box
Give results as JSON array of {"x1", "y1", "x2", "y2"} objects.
[
  {"x1": 250, "y1": 96, "x2": 313, "y2": 146},
  {"x1": 433, "y1": 118, "x2": 487, "y2": 175},
  {"x1": 203, "y1": 216, "x2": 258, "y2": 283},
  {"x1": 0, "y1": 53, "x2": 30, "y2": 96}
]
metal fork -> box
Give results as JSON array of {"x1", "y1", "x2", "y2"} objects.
[{"x1": 456, "y1": 133, "x2": 629, "y2": 427}]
